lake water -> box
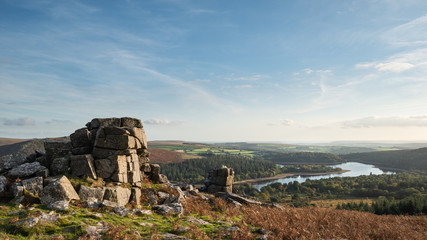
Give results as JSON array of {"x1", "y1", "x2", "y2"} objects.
[{"x1": 253, "y1": 162, "x2": 395, "y2": 190}]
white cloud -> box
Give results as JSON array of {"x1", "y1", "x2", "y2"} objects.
[
  {"x1": 340, "y1": 116, "x2": 427, "y2": 128},
  {"x1": 376, "y1": 62, "x2": 415, "y2": 72},
  {"x1": 143, "y1": 119, "x2": 184, "y2": 126},
  {"x1": 234, "y1": 84, "x2": 252, "y2": 88},
  {"x1": 280, "y1": 119, "x2": 294, "y2": 126},
  {"x1": 304, "y1": 68, "x2": 313, "y2": 74},
  {"x1": 144, "y1": 119, "x2": 171, "y2": 125}
]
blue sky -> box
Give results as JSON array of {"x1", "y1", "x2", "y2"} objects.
[{"x1": 1, "y1": 0, "x2": 427, "y2": 142}]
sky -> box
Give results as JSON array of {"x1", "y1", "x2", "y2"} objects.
[{"x1": 1, "y1": 0, "x2": 427, "y2": 143}]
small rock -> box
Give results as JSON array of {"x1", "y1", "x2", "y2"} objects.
[
  {"x1": 187, "y1": 218, "x2": 212, "y2": 225},
  {"x1": 134, "y1": 209, "x2": 153, "y2": 216},
  {"x1": 113, "y1": 206, "x2": 131, "y2": 217},
  {"x1": 139, "y1": 222, "x2": 154, "y2": 227},
  {"x1": 39, "y1": 211, "x2": 61, "y2": 223},
  {"x1": 16, "y1": 217, "x2": 39, "y2": 227},
  {"x1": 9, "y1": 210, "x2": 25, "y2": 215},
  {"x1": 175, "y1": 226, "x2": 190, "y2": 233},
  {"x1": 152, "y1": 203, "x2": 183, "y2": 215},
  {"x1": 48, "y1": 200, "x2": 69, "y2": 210},
  {"x1": 160, "y1": 233, "x2": 189, "y2": 240}
]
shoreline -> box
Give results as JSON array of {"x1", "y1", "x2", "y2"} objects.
[{"x1": 233, "y1": 169, "x2": 349, "y2": 185}]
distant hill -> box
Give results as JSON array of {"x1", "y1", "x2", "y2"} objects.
[
  {"x1": 0, "y1": 137, "x2": 68, "y2": 160},
  {"x1": 342, "y1": 147, "x2": 427, "y2": 171},
  {"x1": 0, "y1": 138, "x2": 28, "y2": 146}
]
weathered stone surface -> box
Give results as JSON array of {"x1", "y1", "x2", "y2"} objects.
[
  {"x1": 121, "y1": 117, "x2": 143, "y2": 128},
  {"x1": 86, "y1": 118, "x2": 121, "y2": 130},
  {"x1": 92, "y1": 147, "x2": 136, "y2": 159},
  {"x1": 0, "y1": 154, "x2": 28, "y2": 173},
  {"x1": 130, "y1": 187, "x2": 141, "y2": 205},
  {"x1": 70, "y1": 154, "x2": 97, "y2": 179},
  {"x1": 71, "y1": 146, "x2": 91, "y2": 155},
  {"x1": 48, "y1": 200, "x2": 69, "y2": 210},
  {"x1": 79, "y1": 185, "x2": 105, "y2": 202},
  {"x1": 12, "y1": 183, "x2": 24, "y2": 197},
  {"x1": 102, "y1": 186, "x2": 131, "y2": 207},
  {"x1": 40, "y1": 176, "x2": 80, "y2": 205},
  {"x1": 70, "y1": 128, "x2": 91, "y2": 148},
  {"x1": 95, "y1": 134, "x2": 136, "y2": 150},
  {"x1": 127, "y1": 127, "x2": 147, "y2": 149},
  {"x1": 103, "y1": 126, "x2": 130, "y2": 135},
  {"x1": 0, "y1": 176, "x2": 7, "y2": 192},
  {"x1": 44, "y1": 141, "x2": 71, "y2": 168},
  {"x1": 215, "y1": 192, "x2": 262, "y2": 206},
  {"x1": 21, "y1": 176, "x2": 43, "y2": 196},
  {"x1": 204, "y1": 166, "x2": 234, "y2": 193},
  {"x1": 7, "y1": 162, "x2": 48, "y2": 178},
  {"x1": 50, "y1": 157, "x2": 69, "y2": 176},
  {"x1": 152, "y1": 203, "x2": 184, "y2": 215},
  {"x1": 113, "y1": 206, "x2": 131, "y2": 217},
  {"x1": 160, "y1": 233, "x2": 188, "y2": 240},
  {"x1": 146, "y1": 190, "x2": 158, "y2": 206}
]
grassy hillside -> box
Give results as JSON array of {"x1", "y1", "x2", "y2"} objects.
[
  {"x1": 1, "y1": 196, "x2": 426, "y2": 239},
  {"x1": 0, "y1": 137, "x2": 68, "y2": 160},
  {"x1": 0, "y1": 138, "x2": 28, "y2": 147},
  {"x1": 342, "y1": 147, "x2": 427, "y2": 170}
]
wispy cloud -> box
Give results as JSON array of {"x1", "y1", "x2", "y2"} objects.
[
  {"x1": 234, "y1": 84, "x2": 252, "y2": 88},
  {"x1": 383, "y1": 14, "x2": 427, "y2": 46},
  {"x1": 225, "y1": 74, "x2": 268, "y2": 81},
  {"x1": 340, "y1": 116, "x2": 427, "y2": 128},
  {"x1": 144, "y1": 119, "x2": 182, "y2": 126},
  {"x1": 356, "y1": 61, "x2": 415, "y2": 73},
  {"x1": 1, "y1": 117, "x2": 35, "y2": 126}
]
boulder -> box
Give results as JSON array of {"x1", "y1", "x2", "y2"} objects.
[
  {"x1": 70, "y1": 154, "x2": 97, "y2": 179},
  {"x1": 79, "y1": 185, "x2": 105, "y2": 202},
  {"x1": 50, "y1": 157, "x2": 69, "y2": 176},
  {"x1": 48, "y1": 200, "x2": 69, "y2": 210},
  {"x1": 44, "y1": 141, "x2": 72, "y2": 168},
  {"x1": 120, "y1": 117, "x2": 143, "y2": 128},
  {"x1": 205, "y1": 166, "x2": 234, "y2": 193},
  {"x1": 92, "y1": 147, "x2": 136, "y2": 159},
  {"x1": 40, "y1": 176, "x2": 80, "y2": 205},
  {"x1": 130, "y1": 187, "x2": 141, "y2": 205},
  {"x1": 21, "y1": 176, "x2": 43, "y2": 196},
  {"x1": 95, "y1": 134, "x2": 136, "y2": 150},
  {"x1": 0, "y1": 176, "x2": 7, "y2": 192},
  {"x1": 12, "y1": 183, "x2": 24, "y2": 197},
  {"x1": 0, "y1": 154, "x2": 28, "y2": 173},
  {"x1": 127, "y1": 127, "x2": 147, "y2": 149},
  {"x1": 70, "y1": 128, "x2": 92, "y2": 148},
  {"x1": 7, "y1": 162, "x2": 48, "y2": 179},
  {"x1": 95, "y1": 155, "x2": 127, "y2": 182},
  {"x1": 86, "y1": 118, "x2": 121, "y2": 130},
  {"x1": 102, "y1": 186, "x2": 131, "y2": 207},
  {"x1": 152, "y1": 203, "x2": 184, "y2": 215}
]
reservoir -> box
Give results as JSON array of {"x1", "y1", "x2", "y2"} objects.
[{"x1": 253, "y1": 162, "x2": 395, "y2": 190}]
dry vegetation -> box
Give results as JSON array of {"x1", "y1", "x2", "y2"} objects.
[
  {"x1": 184, "y1": 197, "x2": 427, "y2": 240},
  {"x1": 148, "y1": 148, "x2": 200, "y2": 164}
]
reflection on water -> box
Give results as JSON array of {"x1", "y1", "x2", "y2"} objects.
[{"x1": 253, "y1": 162, "x2": 395, "y2": 190}]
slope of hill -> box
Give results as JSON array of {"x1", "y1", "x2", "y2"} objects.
[
  {"x1": 0, "y1": 138, "x2": 28, "y2": 147},
  {"x1": 0, "y1": 137, "x2": 68, "y2": 161},
  {"x1": 342, "y1": 147, "x2": 427, "y2": 170},
  {"x1": 148, "y1": 148, "x2": 201, "y2": 164}
]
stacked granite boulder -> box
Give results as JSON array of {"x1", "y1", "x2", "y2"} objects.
[
  {"x1": 204, "y1": 165, "x2": 234, "y2": 193},
  {"x1": 0, "y1": 117, "x2": 169, "y2": 209}
]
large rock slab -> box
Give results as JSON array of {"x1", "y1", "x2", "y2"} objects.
[
  {"x1": 70, "y1": 154, "x2": 97, "y2": 179},
  {"x1": 44, "y1": 141, "x2": 71, "y2": 168},
  {"x1": 40, "y1": 175, "x2": 80, "y2": 204},
  {"x1": 95, "y1": 134, "x2": 136, "y2": 150},
  {"x1": 6, "y1": 162, "x2": 48, "y2": 178},
  {"x1": 102, "y1": 186, "x2": 131, "y2": 207},
  {"x1": 0, "y1": 154, "x2": 28, "y2": 173},
  {"x1": 152, "y1": 203, "x2": 184, "y2": 215},
  {"x1": 95, "y1": 155, "x2": 127, "y2": 182}
]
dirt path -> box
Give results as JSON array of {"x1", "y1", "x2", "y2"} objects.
[{"x1": 234, "y1": 169, "x2": 349, "y2": 185}]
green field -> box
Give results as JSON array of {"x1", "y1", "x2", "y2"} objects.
[{"x1": 150, "y1": 145, "x2": 255, "y2": 157}]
